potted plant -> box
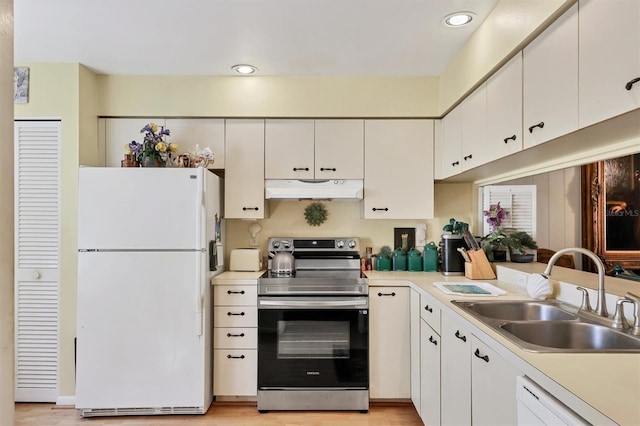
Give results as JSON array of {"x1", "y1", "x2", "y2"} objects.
[
  {"x1": 442, "y1": 218, "x2": 468, "y2": 234},
  {"x1": 481, "y1": 228, "x2": 508, "y2": 262},
  {"x1": 502, "y1": 231, "x2": 538, "y2": 263}
]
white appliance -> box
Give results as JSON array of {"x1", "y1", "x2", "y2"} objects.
[
  {"x1": 264, "y1": 179, "x2": 364, "y2": 199},
  {"x1": 516, "y1": 376, "x2": 588, "y2": 425},
  {"x1": 75, "y1": 167, "x2": 224, "y2": 417}
]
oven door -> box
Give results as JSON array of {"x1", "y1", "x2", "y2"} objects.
[{"x1": 258, "y1": 296, "x2": 369, "y2": 389}]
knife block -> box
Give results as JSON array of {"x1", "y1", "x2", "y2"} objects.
[{"x1": 464, "y1": 249, "x2": 496, "y2": 280}]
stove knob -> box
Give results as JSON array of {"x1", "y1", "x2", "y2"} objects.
[
  {"x1": 348, "y1": 240, "x2": 357, "y2": 249},
  {"x1": 283, "y1": 242, "x2": 291, "y2": 250},
  {"x1": 272, "y1": 241, "x2": 281, "y2": 249},
  {"x1": 336, "y1": 240, "x2": 345, "y2": 249}
]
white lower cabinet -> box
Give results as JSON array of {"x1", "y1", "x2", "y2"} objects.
[
  {"x1": 441, "y1": 313, "x2": 471, "y2": 426},
  {"x1": 212, "y1": 278, "x2": 258, "y2": 397},
  {"x1": 369, "y1": 284, "x2": 411, "y2": 398},
  {"x1": 420, "y1": 318, "x2": 440, "y2": 426},
  {"x1": 471, "y1": 336, "x2": 522, "y2": 426}
]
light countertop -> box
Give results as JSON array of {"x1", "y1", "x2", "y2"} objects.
[{"x1": 365, "y1": 267, "x2": 640, "y2": 425}]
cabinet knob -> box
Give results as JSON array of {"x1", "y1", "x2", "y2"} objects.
[
  {"x1": 503, "y1": 135, "x2": 517, "y2": 144},
  {"x1": 320, "y1": 167, "x2": 337, "y2": 172},
  {"x1": 293, "y1": 167, "x2": 310, "y2": 171},
  {"x1": 377, "y1": 292, "x2": 396, "y2": 297},
  {"x1": 372, "y1": 207, "x2": 389, "y2": 212},
  {"x1": 625, "y1": 77, "x2": 640, "y2": 91},
  {"x1": 528, "y1": 122, "x2": 545, "y2": 133},
  {"x1": 474, "y1": 348, "x2": 489, "y2": 362},
  {"x1": 242, "y1": 207, "x2": 259, "y2": 211},
  {"x1": 455, "y1": 330, "x2": 467, "y2": 342}
]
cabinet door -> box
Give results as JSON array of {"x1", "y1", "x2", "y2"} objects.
[
  {"x1": 314, "y1": 119, "x2": 364, "y2": 179},
  {"x1": 265, "y1": 119, "x2": 314, "y2": 179},
  {"x1": 523, "y1": 4, "x2": 578, "y2": 149},
  {"x1": 471, "y1": 336, "x2": 521, "y2": 426},
  {"x1": 441, "y1": 313, "x2": 471, "y2": 426},
  {"x1": 420, "y1": 319, "x2": 440, "y2": 426},
  {"x1": 486, "y1": 53, "x2": 523, "y2": 161},
  {"x1": 104, "y1": 118, "x2": 165, "y2": 167},
  {"x1": 441, "y1": 107, "x2": 463, "y2": 179},
  {"x1": 461, "y1": 84, "x2": 488, "y2": 171},
  {"x1": 225, "y1": 119, "x2": 268, "y2": 219},
  {"x1": 369, "y1": 286, "x2": 410, "y2": 398},
  {"x1": 364, "y1": 120, "x2": 434, "y2": 219},
  {"x1": 165, "y1": 118, "x2": 225, "y2": 169},
  {"x1": 409, "y1": 289, "x2": 421, "y2": 413},
  {"x1": 579, "y1": 0, "x2": 640, "y2": 128},
  {"x1": 213, "y1": 349, "x2": 257, "y2": 396}
]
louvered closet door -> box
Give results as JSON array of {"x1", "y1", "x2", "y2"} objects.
[{"x1": 14, "y1": 120, "x2": 61, "y2": 402}]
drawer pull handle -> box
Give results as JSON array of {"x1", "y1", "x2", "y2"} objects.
[
  {"x1": 227, "y1": 312, "x2": 245, "y2": 316},
  {"x1": 227, "y1": 354, "x2": 245, "y2": 359},
  {"x1": 528, "y1": 121, "x2": 545, "y2": 133},
  {"x1": 293, "y1": 167, "x2": 310, "y2": 171},
  {"x1": 463, "y1": 154, "x2": 473, "y2": 161},
  {"x1": 372, "y1": 207, "x2": 389, "y2": 212},
  {"x1": 377, "y1": 292, "x2": 396, "y2": 297},
  {"x1": 503, "y1": 135, "x2": 516, "y2": 143},
  {"x1": 242, "y1": 207, "x2": 259, "y2": 211},
  {"x1": 227, "y1": 290, "x2": 245, "y2": 295},
  {"x1": 452, "y1": 161, "x2": 459, "y2": 167},
  {"x1": 474, "y1": 348, "x2": 489, "y2": 363},
  {"x1": 227, "y1": 333, "x2": 245, "y2": 337},
  {"x1": 320, "y1": 167, "x2": 337, "y2": 172},
  {"x1": 429, "y1": 336, "x2": 438, "y2": 346},
  {"x1": 625, "y1": 77, "x2": 640, "y2": 90},
  {"x1": 455, "y1": 330, "x2": 467, "y2": 342},
  {"x1": 424, "y1": 305, "x2": 433, "y2": 313}
]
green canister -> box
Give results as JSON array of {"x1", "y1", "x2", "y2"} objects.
[
  {"x1": 407, "y1": 248, "x2": 423, "y2": 271},
  {"x1": 392, "y1": 248, "x2": 408, "y2": 271},
  {"x1": 423, "y1": 241, "x2": 439, "y2": 272}
]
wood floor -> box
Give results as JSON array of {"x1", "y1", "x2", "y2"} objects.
[{"x1": 15, "y1": 401, "x2": 423, "y2": 425}]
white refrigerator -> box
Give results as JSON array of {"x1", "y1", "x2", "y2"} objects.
[{"x1": 75, "y1": 167, "x2": 224, "y2": 417}]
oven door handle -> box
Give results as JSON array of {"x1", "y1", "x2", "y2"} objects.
[{"x1": 258, "y1": 298, "x2": 368, "y2": 309}]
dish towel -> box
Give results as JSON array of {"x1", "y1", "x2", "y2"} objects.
[{"x1": 526, "y1": 273, "x2": 553, "y2": 299}]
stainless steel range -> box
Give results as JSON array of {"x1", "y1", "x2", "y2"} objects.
[{"x1": 257, "y1": 237, "x2": 369, "y2": 413}]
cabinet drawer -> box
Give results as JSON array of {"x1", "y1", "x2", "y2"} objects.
[
  {"x1": 214, "y1": 285, "x2": 257, "y2": 306},
  {"x1": 420, "y1": 292, "x2": 441, "y2": 334},
  {"x1": 213, "y1": 327, "x2": 257, "y2": 349},
  {"x1": 213, "y1": 306, "x2": 258, "y2": 328},
  {"x1": 214, "y1": 349, "x2": 257, "y2": 396}
]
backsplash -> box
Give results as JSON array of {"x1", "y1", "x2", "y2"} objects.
[{"x1": 225, "y1": 182, "x2": 474, "y2": 262}]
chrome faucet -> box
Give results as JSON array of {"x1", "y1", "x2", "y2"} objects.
[{"x1": 542, "y1": 247, "x2": 608, "y2": 318}]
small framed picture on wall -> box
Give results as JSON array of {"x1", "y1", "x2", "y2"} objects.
[{"x1": 14, "y1": 67, "x2": 29, "y2": 104}]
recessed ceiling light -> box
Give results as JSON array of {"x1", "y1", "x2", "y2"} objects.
[
  {"x1": 443, "y1": 12, "x2": 475, "y2": 27},
  {"x1": 232, "y1": 64, "x2": 258, "y2": 75}
]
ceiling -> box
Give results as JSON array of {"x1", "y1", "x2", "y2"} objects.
[{"x1": 14, "y1": 0, "x2": 499, "y2": 76}]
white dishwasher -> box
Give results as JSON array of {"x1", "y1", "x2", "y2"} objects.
[{"x1": 516, "y1": 376, "x2": 589, "y2": 425}]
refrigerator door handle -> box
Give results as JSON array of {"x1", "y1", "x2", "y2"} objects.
[
  {"x1": 195, "y1": 169, "x2": 205, "y2": 336},
  {"x1": 195, "y1": 251, "x2": 203, "y2": 336}
]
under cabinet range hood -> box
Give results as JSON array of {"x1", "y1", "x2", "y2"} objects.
[{"x1": 265, "y1": 179, "x2": 364, "y2": 200}]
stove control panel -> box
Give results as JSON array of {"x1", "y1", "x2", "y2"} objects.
[{"x1": 268, "y1": 237, "x2": 360, "y2": 253}]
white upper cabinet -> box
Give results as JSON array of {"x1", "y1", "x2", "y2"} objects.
[
  {"x1": 440, "y1": 107, "x2": 463, "y2": 179},
  {"x1": 486, "y1": 53, "x2": 523, "y2": 160},
  {"x1": 265, "y1": 119, "x2": 364, "y2": 180},
  {"x1": 225, "y1": 119, "x2": 268, "y2": 219},
  {"x1": 364, "y1": 120, "x2": 434, "y2": 219},
  {"x1": 460, "y1": 84, "x2": 488, "y2": 171},
  {"x1": 265, "y1": 119, "x2": 315, "y2": 179},
  {"x1": 314, "y1": 119, "x2": 364, "y2": 179},
  {"x1": 165, "y1": 118, "x2": 225, "y2": 169},
  {"x1": 523, "y1": 4, "x2": 579, "y2": 149},
  {"x1": 103, "y1": 118, "x2": 165, "y2": 167},
  {"x1": 579, "y1": 0, "x2": 640, "y2": 128}
]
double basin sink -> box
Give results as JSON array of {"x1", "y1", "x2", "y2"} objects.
[{"x1": 452, "y1": 299, "x2": 640, "y2": 353}]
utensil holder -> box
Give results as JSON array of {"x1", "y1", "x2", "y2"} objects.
[{"x1": 464, "y1": 249, "x2": 496, "y2": 280}]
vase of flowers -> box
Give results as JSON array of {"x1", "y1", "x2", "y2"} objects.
[
  {"x1": 481, "y1": 202, "x2": 509, "y2": 261},
  {"x1": 125, "y1": 123, "x2": 178, "y2": 167}
]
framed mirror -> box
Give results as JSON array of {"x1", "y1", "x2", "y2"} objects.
[{"x1": 582, "y1": 153, "x2": 640, "y2": 273}]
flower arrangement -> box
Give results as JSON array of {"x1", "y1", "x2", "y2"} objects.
[
  {"x1": 483, "y1": 202, "x2": 507, "y2": 232},
  {"x1": 125, "y1": 123, "x2": 178, "y2": 167}
]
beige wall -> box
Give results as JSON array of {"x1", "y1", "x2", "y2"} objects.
[
  {"x1": 0, "y1": 0, "x2": 13, "y2": 422},
  {"x1": 226, "y1": 183, "x2": 474, "y2": 259},
  {"x1": 97, "y1": 75, "x2": 440, "y2": 118}
]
